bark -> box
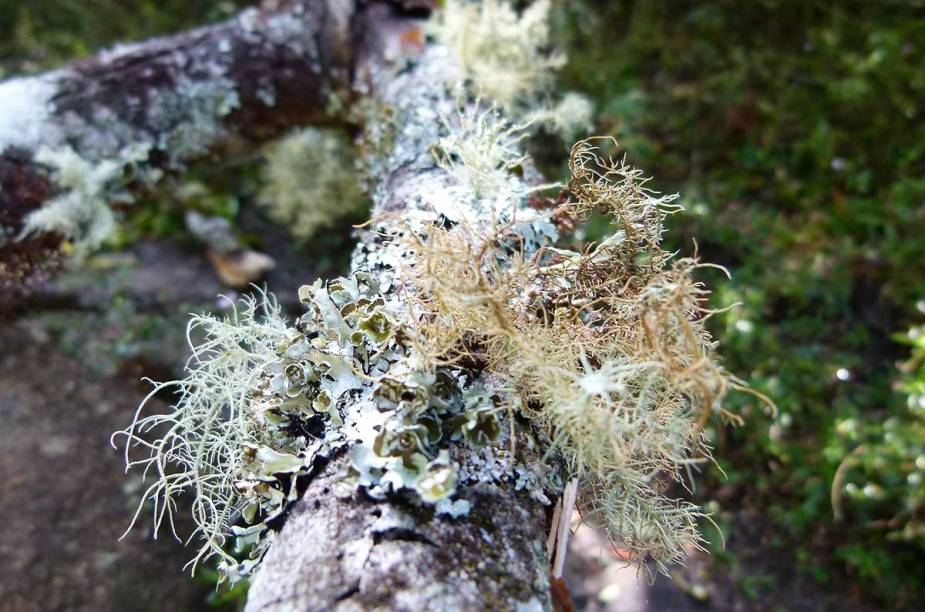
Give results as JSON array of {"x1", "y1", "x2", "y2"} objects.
[
  {"x1": 247, "y1": 5, "x2": 557, "y2": 611},
  {"x1": 247, "y1": 453, "x2": 552, "y2": 611}
]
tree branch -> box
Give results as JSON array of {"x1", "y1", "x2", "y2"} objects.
[
  {"x1": 246, "y1": 5, "x2": 557, "y2": 609},
  {"x1": 0, "y1": 0, "x2": 431, "y2": 289},
  {"x1": 5, "y1": 1, "x2": 558, "y2": 608}
]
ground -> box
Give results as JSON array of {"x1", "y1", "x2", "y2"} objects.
[
  {"x1": 0, "y1": 320, "x2": 206, "y2": 612},
  {"x1": 566, "y1": 515, "x2": 876, "y2": 612}
]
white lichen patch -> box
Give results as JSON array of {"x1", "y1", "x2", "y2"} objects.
[
  {"x1": 259, "y1": 127, "x2": 368, "y2": 239},
  {"x1": 21, "y1": 144, "x2": 148, "y2": 252},
  {"x1": 149, "y1": 76, "x2": 241, "y2": 165},
  {"x1": 0, "y1": 75, "x2": 57, "y2": 152}
]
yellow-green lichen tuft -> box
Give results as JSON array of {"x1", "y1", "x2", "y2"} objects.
[
  {"x1": 402, "y1": 137, "x2": 774, "y2": 576},
  {"x1": 430, "y1": 0, "x2": 565, "y2": 108},
  {"x1": 258, "y1": 127, "x2": 368, "y2": 240}
]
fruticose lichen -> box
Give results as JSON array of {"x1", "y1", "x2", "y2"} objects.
[
  {"x1": 20, "y1": 144, "x2": 149, "y2": 253},
  {"x1": 429, "y1": 0, "x2": 565, "y2": 108},
  {"x1": 432, "y1": 101, "x2": 532, "y2": 200},
  {"x1": 402, "y1": 137, "x2": 772, "y2": 576},
  {"x1": 114, "y1": 273, "x2": 521, "y2": 581},
  {"x1": 114, "y1": 0, "x2": 766, "y2": 587},
  {"x1": 258, "y1": 127, "x2": 368, "y2": 240},
  {"x1": 524, "y1": 92, "x2": 595, "y2": 140},
  {"x1": 12, "y1": 71, "x2": 244, "y2": 255}
]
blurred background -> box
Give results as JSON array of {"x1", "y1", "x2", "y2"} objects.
[{"x1": 1, "y1": 1, "x2": 923, "y2": 610}]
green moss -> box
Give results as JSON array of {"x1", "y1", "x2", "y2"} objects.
[{"x1": 554, "y1": 0, "x2": 925, "y2": 602}]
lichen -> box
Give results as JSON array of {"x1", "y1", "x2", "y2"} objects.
[
  {"x1": 258, "y1": 127, "x2": 369, "y2": 240},
  {"x1": 0, "y1": 75, "x2": 56, "y2": 152},
  {"x1": 113, "y1": 287, "x2": 323, "y2": 577},
  {"x1": 429, "y1": 0, "x2": 565, "y2": 108},
  {"x1": 432, "y1": 101, "x2": 532, "y2": 201},
  {"x1": 20, "y1": 144, "x2": 149, "y2": 253},
  {"x1": 149, "y1": 76, "x2": 240, "y2": 165},
  {"x1": 524, "y1": 92, "x2": 595, "y2": 140},
  {"x1": 401, "y1": 138, "x2": 774, "y2": 576},
  {"x1": 113, "y1": 291, "x2": 302, "y2": 574},
  {"x1": 114, "y1": 262, "x2": 533, "y2": 582},
  {"x1": 113, "y1": 0, "x2": 763, "y2": 589}
]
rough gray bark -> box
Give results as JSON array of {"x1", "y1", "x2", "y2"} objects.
[
  {"x1": 247, "y1": 453, "x2": 551, "y2": 611},
  {"x1": 247, "y1": 5, "x2": 557, "y2": 611}
]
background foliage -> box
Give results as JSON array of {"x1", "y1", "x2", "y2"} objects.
[
  {"x1": 0, "y1": 0, "x2": 247, "y2": 75},
  {"x1": 554, "y1": 0, "x2": 925, "y2": 606}
]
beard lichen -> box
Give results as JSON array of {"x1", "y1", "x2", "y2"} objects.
[
  {"x1": 432, "y1": 101, "x2": 533, "y2": 201},
  {"x1": 429, "y1": 0, "x2": 593, "y2": 143},
  {"x1": 400, "y1": 137, "x2": 773, "y2": 576},
  {"x1": 113, "y1": 290, "x2": 302, "y2": 577},
  {"x1": 113, "y1": 278, "x2": 401, "y2": 579},
  {"x1": 429, "y1": 0, "x2": 564, "y2": 108}
]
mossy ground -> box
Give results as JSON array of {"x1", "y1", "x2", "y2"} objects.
[{"x1": 552, "y1": 0, "x2": 925, "y2": 607}]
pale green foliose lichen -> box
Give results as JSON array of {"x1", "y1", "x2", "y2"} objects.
[{"x1": 115, "y1": 272, "x2": 518, "y2": 583}]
